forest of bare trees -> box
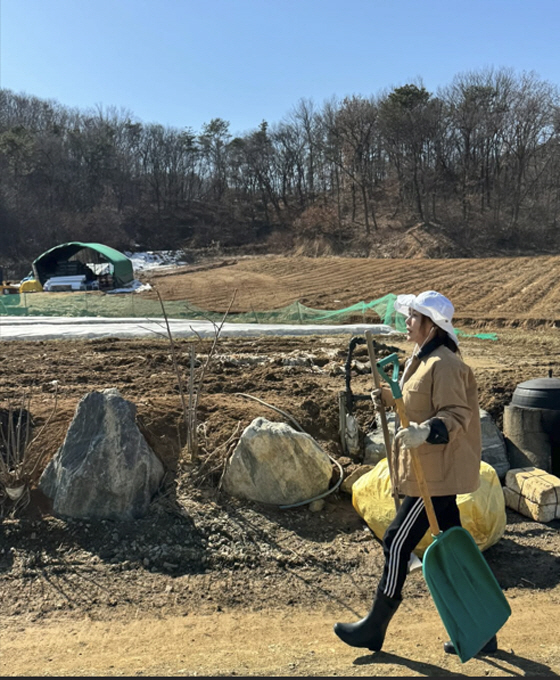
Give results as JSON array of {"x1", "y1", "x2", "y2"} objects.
[{"x1": 1, "y1": 66, "x2": 560, "y2": 274}]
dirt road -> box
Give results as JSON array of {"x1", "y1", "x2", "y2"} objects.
[{"x1": 2, "y1": 590, "x2": 558, "y2": 677}]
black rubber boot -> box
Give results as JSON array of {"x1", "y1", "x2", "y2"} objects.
[
  {"x1": 333, "y1": 590, "x2": 402, "y2": 651},
  {"x1": 443, "y1": 634, "x2": 498, "y2": 656}
]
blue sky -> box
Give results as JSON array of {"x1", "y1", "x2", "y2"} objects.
[{"x1": 1, "y1": 0, "x2": 559, "y2": 136}]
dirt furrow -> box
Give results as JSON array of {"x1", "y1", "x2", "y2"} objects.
[{"x1": 139, "y1": 255, "x2": 560, "y2": 324}]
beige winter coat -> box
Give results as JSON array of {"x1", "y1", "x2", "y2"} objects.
[{"x1": 391, "y1": 344, "x2": 482, "y2": 497}]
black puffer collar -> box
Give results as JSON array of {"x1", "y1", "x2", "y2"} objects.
[{"x1": 416, "y1": 335, "x2": 446, "y2": 360}]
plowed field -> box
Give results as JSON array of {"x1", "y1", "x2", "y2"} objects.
[{"x1": 140, "y1": 255, "x2": 560, "y2": 326}]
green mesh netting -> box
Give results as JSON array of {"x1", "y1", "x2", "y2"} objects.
[
  {"x1": 0, "y1": 291, "x2": 497, "y2": 340},
  {"x1": 0, "y1": 292, "x2": 403, "y2": 324},
  {"x1": 456, "y1": 330, "x2": 498, "y2": 341}
]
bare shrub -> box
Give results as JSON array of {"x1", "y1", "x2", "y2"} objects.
[{"x1": 0, "y1": 387, "x2": 59, "y2": 518}]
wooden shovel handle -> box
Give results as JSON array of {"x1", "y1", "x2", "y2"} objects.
[
  {"x1": 393, "y1": 398, "x2": 442, "y2": 537},
  {"x1": 365, "y1": 331, "x2": 400, "y2": 511}
]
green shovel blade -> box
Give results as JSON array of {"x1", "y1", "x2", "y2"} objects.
[{"x1": 422, "y1": 526, "x2": 511, "y2": 663}]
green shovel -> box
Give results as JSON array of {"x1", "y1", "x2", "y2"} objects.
[{"x1": 376, "y1": 353, "x2": 511, "y2": 663}]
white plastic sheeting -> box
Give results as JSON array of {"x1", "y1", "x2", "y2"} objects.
[{"x1": 0, "y1": 316, "x2": 399, "y2": 342}]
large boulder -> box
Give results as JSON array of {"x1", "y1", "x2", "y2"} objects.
[
  {"x1": 39, "y1": 388, "x2": 164, "y2": 520},
  {"x1": 222, "y1": 417, "x2": 333, "y2": 506}
]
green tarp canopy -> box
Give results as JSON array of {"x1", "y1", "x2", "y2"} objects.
[{"x1": 32, "y1": 242, "x2": 134, "y2": 288}]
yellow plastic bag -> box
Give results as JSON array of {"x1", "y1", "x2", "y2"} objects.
[
  {"x1": 19, "y1": 278, "x2": 43, "y2": 293},
  {"x1": 352, "y1": 459, "x2": 506, "y2": 557}
]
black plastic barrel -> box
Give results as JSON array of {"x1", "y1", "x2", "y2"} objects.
[
  {"x1": 506, "y1": 376, "x2": 560, "y2": 476},
  {"x1": 511, "y1": 377, "x2": 560, "y2": 410}
]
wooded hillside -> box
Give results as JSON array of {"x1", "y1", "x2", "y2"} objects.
[{"x1": 1, "y1": 66, "x2": 560, "y2": 276}]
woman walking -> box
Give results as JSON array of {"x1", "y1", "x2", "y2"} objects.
[{"x1": 333, "y1": 290, "x2": 498, "y2": 656}]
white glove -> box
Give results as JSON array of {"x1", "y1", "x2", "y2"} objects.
[{"x1": 395, "y1": 421, "x2": 431, "y2": 449}]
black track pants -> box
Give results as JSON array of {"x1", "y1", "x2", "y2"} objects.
[{"x1": 378, "y1": 495, "x2": 461, "y2": 600}]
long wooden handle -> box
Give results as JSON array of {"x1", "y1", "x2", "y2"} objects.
[
  {"x1": 393, "y1": 398, "x2": 441, "y2": 537},
  {"x1": 365, "y1": 331, "x2": 400, "y2": 511}
]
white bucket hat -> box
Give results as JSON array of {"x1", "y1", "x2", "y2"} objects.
[{"x1": 394, "y1": 290, "x2": 459, "y2": 346}]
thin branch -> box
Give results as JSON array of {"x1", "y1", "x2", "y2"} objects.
[
  {"x1": 27, "y1": 383, "x2": 59, "y2": 477},
  {"x1": 235, "y1": 392, "x2": 305, "y2": 433},
  {"x1": 155, "y1": 287, "x2": 237, "y2": 463},
  {"x1": 155, "y1": 289, "x2": 190, "y2": 427}
]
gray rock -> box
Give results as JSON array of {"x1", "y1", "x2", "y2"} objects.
[
  {"x1": 480, "y1": 408, "x2": 510, "y2": 480},
  {"x1": 222, "y1": 417, "x2": 332, "y2": 505},
  {"x1": 363, "y1": 412, "x2": 396, "y2": 465},
  {"x1": 340, "y1": 464, "x2": 374, "y2": 494},
  {"x1": 39, "y1": 388, "x2": 164, "y2": 520},
  {"x1": 308, "y1": 499, "x2": 325, "y2": 512}
]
